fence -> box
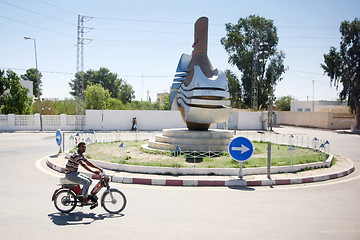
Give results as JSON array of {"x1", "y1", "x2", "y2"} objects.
[{"x1": 63, "y1": 130, "x2": 331, "y2": 176}]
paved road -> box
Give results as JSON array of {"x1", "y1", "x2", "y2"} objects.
[{"x1": 0, "y1": 128, "x2": 360, "y2": 240}]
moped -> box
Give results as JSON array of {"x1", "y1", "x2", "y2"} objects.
[{"x1": 52, "y1": 171, "x2": 126, "y2": 214}]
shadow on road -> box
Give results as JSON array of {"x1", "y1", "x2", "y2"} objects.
[
  {"x1": 48, "y1": 212, "x2": 124, "y2": 225},
  {"x1": 227, "y1": 186, "x2": 256, "y2": 191}
]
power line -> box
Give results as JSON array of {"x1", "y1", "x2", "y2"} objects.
[
  {"x1": 0, "y1": 66, "x2": 173, "y2": 78},
  {"x1": 37, "y1": 0, "x2": 78, "y2": 16},
  {"x1": 0, "y1": 15, "x2": 74, "y2": 38},
  {"x1": 0, "y1": 0, "x2": 75, "y2": 26},
  {"x1": 285, "y1": 72, "x2": 330, "y2": 85},
  {"x1": 290, "y1": 69, "x2": 325, "y2": 75},
  {"x1": 280, "y1": 36, "x2": 339, "y2": 40},
  {"x1": 92, "y1": 16, "x2": 195, "y2": 25},
  {"x1": 93, "y1": 38, "x2": 190, "y2": 45},
  {"x1": 0, "y1": 67, "x2": 74, "y2": 75},
  {"x1": 278, "y1": 25, "x2": 338, "y2": 30}
]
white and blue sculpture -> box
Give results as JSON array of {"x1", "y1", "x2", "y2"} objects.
[{"x1": 170, "y1": 17, "x2": 230, "y2": 131}]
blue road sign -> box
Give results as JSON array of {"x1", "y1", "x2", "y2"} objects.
[
  {"x1": 228, "y1": 137, "x2": 254, "y2": 162},
  {"x1": 56, "y1": 129, "x2": 62, "y2": 146}
]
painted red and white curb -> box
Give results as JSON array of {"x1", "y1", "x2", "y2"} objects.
[{"x1": 46, "y1": 158, "x2": 355, "y2": 187}]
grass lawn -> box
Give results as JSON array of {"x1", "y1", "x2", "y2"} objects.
[{"x1": 83, "y1": 140, "x2": 330, "y2": 169}]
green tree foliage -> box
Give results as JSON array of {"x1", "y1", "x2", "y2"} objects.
[
  {"x1": 275, "y1": 95, "x2": 295, "y2": 111},
  {"x1": 69, "y1": 67, "x2": 135, "y2": 104},
  {"x1": 225, "y1": 70, "x2": 244, "y2": 108},
  {"x1": 221, "y1": 15, "x2": 287, "y2": 109},
  {"x1": 124, "y1": 100, "x2": 157, "y2": 110},
  {"x1": 53, "y1": 99, "x2": 76, "y2": 115},
  {"x1": 31, "y1": 99, "x2": 59, "y2": 115},
  {"x1": 20, "y1": 68, "x2": 42, "y2": 96},
  {"x1": 0, "y1": 70, "x2": 32, "y2": 114},
  {"x1": 84, "y1": 84, "x2": 111, "y2": 110},
  {"x1": 118, "y1": 82, "x2": 135, "y2": 104},
  {"x1": 107, "y1": 98, "x2": 125, "y2": 110},
  {"x1": 160, "y1": 93, "x2": 170, "y2": 110},
  {"x1": 321, "y1": 18, "x2": 360, "y2": 129}
]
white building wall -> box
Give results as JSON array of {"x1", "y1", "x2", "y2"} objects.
[
  {"x1": 0, "y1": 110, "x2": 267, "y2": 131},
  {"x1": 20, "y1": 80, "x2": 33, "y2": 98},
  {"x1": 291, "y1": 100, "x2": 348, "y2": 112},
  {"x1": 86, "y1": 110, "x2": 187, "y2": 131}
]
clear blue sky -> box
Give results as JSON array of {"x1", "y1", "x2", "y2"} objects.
[{"x1": 1, "y1": 0, "x2": 359, "y2": 102}]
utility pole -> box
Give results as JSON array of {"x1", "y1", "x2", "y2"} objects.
[{"x1": 76, "y1": 14, "x2": 92, "y2": 130}]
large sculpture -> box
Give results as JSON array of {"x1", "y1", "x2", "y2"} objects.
[{"x1": 170, "y1": 17, "x2": 230, "y2": 131}]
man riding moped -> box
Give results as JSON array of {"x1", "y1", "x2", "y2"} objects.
[{"x1": 64, "y1": 142, "x2": 102, "y2": 205}]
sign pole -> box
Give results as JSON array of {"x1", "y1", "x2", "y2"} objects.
[
  {"x1": 267, "y1": 142, "x2": 271, "y2": 179},
  {"x1": 238, "y1": 162, "x2": 243, "y2": 179},
  {"x1": 62, "y1": 132, "x2": 65, "y2": 154},
  {"x1": 229, "y1": 137, "x2": 254, "y2": 180}
]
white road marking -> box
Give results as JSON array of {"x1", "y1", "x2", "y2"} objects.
[{"x1": 35, "y1": 156, "x2": 62, "y2": 178}]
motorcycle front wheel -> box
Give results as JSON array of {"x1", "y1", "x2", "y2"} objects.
[
  {"x1": 54, "y1": 189, "x2": 77, "y2": 214},
  {"x1": 101, "y1": 189, "x2": 126, "y2": 214}
]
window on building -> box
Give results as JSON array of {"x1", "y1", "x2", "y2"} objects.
[
  {"x1": 297, "y1": 108, "x2": 303, "y2": 111},
  {"x1": 305, "y1": 108, "x2": 311, "y2": 111}
]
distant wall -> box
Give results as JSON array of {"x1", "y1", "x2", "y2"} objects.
[
  {"x1": 276, "y1": 111, "x2": 356, "y2": 130},
  {"x1": 0, "y1": 110, "x2": 267, "y2": 131},
  {"x1": 86, "y1": 110, "x2": 186, "y2": 131}
]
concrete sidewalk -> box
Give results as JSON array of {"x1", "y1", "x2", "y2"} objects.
[{"x1": 46, "y1": 152, "x2": 355, "y2": 187}]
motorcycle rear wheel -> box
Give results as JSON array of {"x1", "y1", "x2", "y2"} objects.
[{"x1": 54, "y1": 189, "x2": 77, "y2": 213}]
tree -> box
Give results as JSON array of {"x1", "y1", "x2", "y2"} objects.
[
  {"x1": 53, "y1": 99, "x2": 76, "y2": 115},
  {"x1": 221, "y1": 15, "x2": 287, "y2": 109},
  {"x1": 275, "y1": 95, "x2": 295, "y2": 111},
  {"x1": 21, "y1": 68, "x2": 42, "y2": 96},
  {"x1": 160, "y1": 93, "x2": 171, "y2": 110},
  {"x1": 118, "y1": 81, "x2": 135, "y2": 104},
  {"x1": 32, "y1": 99, "x2": 57, "y2": 115},
  {"x1": 84, "y1": 84, "x2": 111, "y2": 110},
  {"x1": 321, "y1": 18, "x2": 360, "y2": 130},
  {"x1": 107, "y1": 98, "x2": 125, "y2": 110},
  {"x1": 0, "y1": 70, "x2": 32, "y2": 114},
  {"x1": 69, "y1": 67, "x2": 135, "y2": 104},
  {"x1": 225, "y1": 70, "x2": 244, "y2": 108}
]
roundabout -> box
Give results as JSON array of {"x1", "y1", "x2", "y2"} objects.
[{"x1": 46, "y1": 151, "x2": 355, "y2": 187}]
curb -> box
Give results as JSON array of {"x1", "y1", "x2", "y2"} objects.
[{"x1": 46, "y1": 157, "x2": 355, "y2": 187}]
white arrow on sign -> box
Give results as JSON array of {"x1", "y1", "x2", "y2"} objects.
[{"x1": 231, "y1": 144, "x2": 250, "y2": 154}]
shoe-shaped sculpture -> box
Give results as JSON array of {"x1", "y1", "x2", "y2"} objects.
[{"x1": 170, "y1": 17, "x2": 230, "y2": 131}]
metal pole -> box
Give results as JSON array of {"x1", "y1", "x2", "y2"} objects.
[
  {"x1": 269, "y1": 67, "x2": 274, "y2": 131},
  {"x1": 238, "y1": 161, "x2": 243, "y2": 179},
  {"x1": 267, "y1": 142, "x2": 271, "y2": 179},
  {"x1": 33, "y1": 39, "x2": 43, "y2": 131},
  {"x1": 62, "y1": 132, "x2": 65, "y2": 153}
]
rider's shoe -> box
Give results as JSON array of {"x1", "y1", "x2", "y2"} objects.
[{"x1": 90, "y1": 202, "x2": 98, "y2": 210}]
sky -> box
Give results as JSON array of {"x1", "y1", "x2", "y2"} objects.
[{"x1": 1, "y1": 0, "x2": 359, "y2": 103}]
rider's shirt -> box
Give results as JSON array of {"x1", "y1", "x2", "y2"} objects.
[{"x1": 65, "y1": 150, "x2": 88, "y2": 173}]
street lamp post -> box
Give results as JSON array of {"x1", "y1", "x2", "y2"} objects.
[{"x1": 24, "y1": 36, "x2": 42, "y2": 131}]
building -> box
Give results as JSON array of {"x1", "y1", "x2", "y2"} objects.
[
  {"x1": 20, "y1": 80, "x2": 33, "y2": 98},
  {"x1": 276, "y1": 100, "x2": 356, "y2": 129},
  {"x1": 291, "y1": 100, "x2": 350, "y2": 113}
]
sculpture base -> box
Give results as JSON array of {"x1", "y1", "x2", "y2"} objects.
[{"x1": 148, "y1": 128, "x2": 234, "y2": 152}]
